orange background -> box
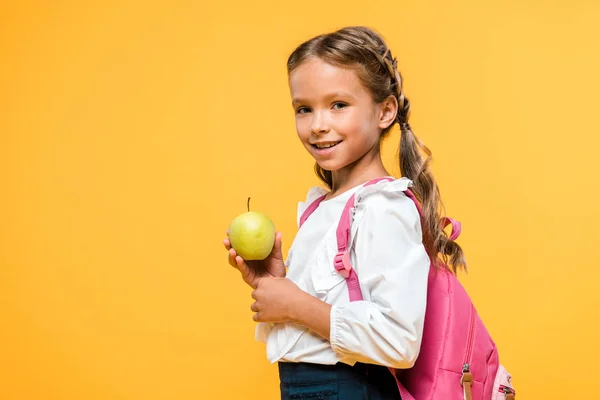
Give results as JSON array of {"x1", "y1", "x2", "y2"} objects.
[{"x1": 1, "y1": 1, "x2": 599, "y2": 399}]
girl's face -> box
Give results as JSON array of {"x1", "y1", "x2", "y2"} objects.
[{"x1": 289, "y1": 57, "x2": 389, "y2": 174}]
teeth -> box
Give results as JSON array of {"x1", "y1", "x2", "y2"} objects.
[{"x1": 316, "y1": 142, "x2": 339, "y2": 149}]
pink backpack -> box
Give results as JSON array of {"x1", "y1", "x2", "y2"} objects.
[{"x1": 299, "y1": 177, "x2": 516, "y2": 400}]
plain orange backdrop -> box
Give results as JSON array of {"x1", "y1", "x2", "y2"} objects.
[{"x1": 1, "y1": 1, "x2": 599, "y2": 399}]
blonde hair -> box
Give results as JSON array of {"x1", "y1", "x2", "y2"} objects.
[{"x1": 287, "y1": 26, "x2": 466, "y2": 273}]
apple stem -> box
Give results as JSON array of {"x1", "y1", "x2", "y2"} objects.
[{"x1": 247, "y1": 197, "x2": 251, "y2": 212}]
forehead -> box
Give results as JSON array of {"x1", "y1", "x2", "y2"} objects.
[{"x1": 289, "y1": 57, "x2": 370, "y2": 102}]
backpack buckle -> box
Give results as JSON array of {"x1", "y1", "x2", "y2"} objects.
[{"x1": 334, "y1": 250, "x2": 353, "y2": 278}]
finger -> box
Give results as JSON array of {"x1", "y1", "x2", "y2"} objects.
[
  {"x1": 228, "y1": 248, "x2": 237, "y2": 268},
  {"x1": 223, "y1": 238, "x2": 231, "y2": 250},
  {"x1": 235, "y1": 256, "x2": 259, "y2": 288},
  {"x1": 235, "y1": 255, "x2": 249, "y2": 272},
  {"x1": 265, "y1": 232, "x2": 282, "y2": 259},
  {"x1": 272, "y1": 232, "x2": 283, "y2": 257}
]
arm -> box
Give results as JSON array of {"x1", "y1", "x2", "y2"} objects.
[
  {"x1": 289, "y1": 290, "x2": 332, "y2": 340},
  {"x1": 328, "y1": 191, "x2": 430, "y2": 369}
]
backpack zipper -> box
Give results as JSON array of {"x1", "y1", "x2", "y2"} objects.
[
  {"x1": 464, "y1": 304, "x2": 475, "y2": 367},
  {"x1": 460, "y1": 305, "x2": 476, "y2": 400}
]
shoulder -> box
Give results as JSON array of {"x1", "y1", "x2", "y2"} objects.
[
  {"x1": 295, "y1": 185, "x2": 328, "y2": 227},
  {"x1": 353, "y1": 177, "x2": 422, "y2": 235},
  {"x1": 355, "y1": 177, "x2": 416, "y2": 211},
  {"x1": 304, "y1": 185, "x2": 328, "y2": 205}
]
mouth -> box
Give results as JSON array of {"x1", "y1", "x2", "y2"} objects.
[{"x1": 311, "y1": 141, "x2": 342, "y2": 150}]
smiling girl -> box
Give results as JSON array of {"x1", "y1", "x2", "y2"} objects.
[{"x1": 223, "y1": 26, "x2": 466, "y2": 399}]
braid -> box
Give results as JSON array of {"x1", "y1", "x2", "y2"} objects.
[{"x1": 378, "y1": 46, "x2": 467, "y2": 273}]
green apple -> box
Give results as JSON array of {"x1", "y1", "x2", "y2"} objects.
[{"x1": 228, "y1": 198, "x2": 275, "y2": 261}]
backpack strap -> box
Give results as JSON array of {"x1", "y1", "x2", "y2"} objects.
[
  {"x1": 443, "y1": 216, "x2": 462, "y2": 241},
  {"x1": 334, "y1": 177, "x2": 395, "y2": 301}
]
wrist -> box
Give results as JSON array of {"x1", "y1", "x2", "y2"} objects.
[
  {"x1": 289, "y1": 290, "x2": 332, "y2": 340},
  {"x1": 286, "y1": 286, "x2": 308, "y2": 323}
]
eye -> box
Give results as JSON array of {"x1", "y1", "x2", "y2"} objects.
[
  {"x1": 296, "y1": 106, "x2": 311, "y2": 114},
  {"x1": 332, "y1": 102, "x2": 348, "y2": 110}
]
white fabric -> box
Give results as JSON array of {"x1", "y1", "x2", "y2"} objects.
[{"x1": 255, "y1": 177, "x2": 430, "y2": 369}]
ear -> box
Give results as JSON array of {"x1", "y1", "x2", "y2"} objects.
[{"x1": 377, "y1": 95, "x2": 398, "y2": 130}]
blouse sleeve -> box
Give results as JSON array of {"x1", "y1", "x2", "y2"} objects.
[{"x1": 329, "y1": 185, "x2": 430, "y2": 369}]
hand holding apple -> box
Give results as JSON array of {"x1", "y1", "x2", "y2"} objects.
[{"x1": 223, "y1": 198, "x2": 286, "y2": 288}]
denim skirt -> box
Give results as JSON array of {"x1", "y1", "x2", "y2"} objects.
[{"x1": 278, "y1": 361, "x2": 401, "y2": 400}]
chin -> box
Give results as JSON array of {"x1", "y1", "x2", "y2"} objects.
[{"x1": 315, "y1": 160, "x2": 345, "y2": 172}]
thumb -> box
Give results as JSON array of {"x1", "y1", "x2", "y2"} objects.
[{"x1": 272, "y1": 232, "x2": 283, "y2": 258}]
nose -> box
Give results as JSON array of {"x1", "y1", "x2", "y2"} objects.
[{"x1": 310, "y1": 111, "x2": 330, "y2": 135}]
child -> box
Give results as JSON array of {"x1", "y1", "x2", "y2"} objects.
[{"x1": 223, "y1": 26, "x2": 465, "y2": 400}]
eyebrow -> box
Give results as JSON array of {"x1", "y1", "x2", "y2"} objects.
[{"x1": 292, "y1": 92, "x2": 355, "y2": 106}]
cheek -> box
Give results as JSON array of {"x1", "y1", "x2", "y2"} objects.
[
  {"x1": 344, "y1": 111, "x2": 378, "y2": 141},
  {"x1": 295, "y1": 119, "x2": 310, "y2": 141},
  {"x1": 335, "y1": 112, "x2": 362, "y2": 135},
  {"x1": 360, "y1": 111, "x2": 381, "y2": 142}
]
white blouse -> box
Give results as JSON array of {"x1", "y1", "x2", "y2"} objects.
[{"x1": 255, "y1": 177, "x2": 430, "y2": 369}]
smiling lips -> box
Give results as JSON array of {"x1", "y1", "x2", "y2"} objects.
[{"x1": 311, "y1": 141, "x2": 342, "y2": 149}]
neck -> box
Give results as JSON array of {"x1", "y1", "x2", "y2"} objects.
[{"x1": 329, "y1": 145, "x2": 389, "y2": 198}]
